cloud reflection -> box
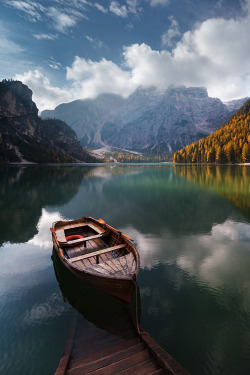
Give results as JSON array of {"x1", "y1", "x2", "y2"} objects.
[
  {"x1": 122, "y1": 219, "x2": 250, "y2": 291},
  {"x1": 28, "y1": 208, "x2": 65, "y2": 248},
  {"x1": 23, "y1": 292, "x2": 70, "y2": 327}
]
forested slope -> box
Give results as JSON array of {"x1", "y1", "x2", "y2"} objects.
[{"x1": 173, "y1": 99, "x2": 250, "y2": 163}]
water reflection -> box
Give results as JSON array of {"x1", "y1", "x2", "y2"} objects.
[
  {"x1": 174, "y1": 165, "x2": 250, "y2": 221},
  {"x1": 0, "y1": 165, "x2": 93, "y2": 245},
  {"x1": 1, "y1": 164, "x2": 247, "y2": 248},
  {"x1": 52, "y1": 248, "x2": 140, "y2": 337},
  {"x1": 2, "y1": 164, "x2": 250, "y2": 375}
]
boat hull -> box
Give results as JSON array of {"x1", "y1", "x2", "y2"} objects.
[
  {"x1": 51, "y1": 216, "x2": 139, "y2": 304},
  {"x1": 53, "y1": 245, "x2": 135, "y2": 304}
]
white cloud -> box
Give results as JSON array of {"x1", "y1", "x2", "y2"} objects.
[
  {"x1": 3, "y1": 1, "x2": 87, "y2": 33},
  {"x1": 109, "y1": 0, "x2": 140, "y2": 17},
  {"x1": 94, "y1": 3, "x2": 108, "y2": 13},
  {"x1": 46, "y1": 7, "x2": 78, "y2": 32},
  {"x1": 85, "y1": 35, "x2": 104, "y2": 49},
  {"x1": 3, "y1": 0, "x2": 45, "y2": 22},
  {"x1": 33, "y1": 33, "x2": 58, "y2": 40},
  {"x1": 66, "y1": 56, "x2": 137, "y2": 98},
  {"x1": 161, "y1": 16, "x2": 181, "y2": 48},
  {"x1": 126, "y1": 0, "x2": 140, "y2": 14},
  {"x1": 14, "y1": 3, "x2": 250, "y2": 109},
  {"x1": 14, "y1": 70, "x2": 73, "y2": 112},
  {"x1": 110, "y1": 1, "x2": 128, "y2": 17},
  {"x1": 150, "y1": 0, "x2": 170, "y2": 7}
]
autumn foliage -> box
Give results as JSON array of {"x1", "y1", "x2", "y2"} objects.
[{"x1": 173, "y1": 99, "x2": 250, "y2": 163}]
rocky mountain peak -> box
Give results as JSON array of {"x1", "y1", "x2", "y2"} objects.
[
  {"x1": 0, "y1": 80, "x2": 96, "y2": 163},
  {"x1": 0, "y1": 79, "x2": 38, "y2": 118},
  {"x1": 41, "y1": 85, "x2": 247, "y2": 156}
]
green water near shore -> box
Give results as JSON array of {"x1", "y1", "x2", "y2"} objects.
[{"x1": 1, "y1": 164, "x2": 250, "y2": 374}]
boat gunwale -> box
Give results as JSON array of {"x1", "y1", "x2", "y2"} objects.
[{"x1": 51, "y1": 216, "x2": 140, "y2": 282}]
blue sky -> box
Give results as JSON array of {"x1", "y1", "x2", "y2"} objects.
[{"x1": 0, "y1": 0, "x2": 250, "y2": 111}]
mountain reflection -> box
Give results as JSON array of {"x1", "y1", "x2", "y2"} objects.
[
  {"x1": 57, "y1": 165, "x2": 240, "y2": 237},
  {"x1": 173, "y1": 165, "x2": 250, "y2": 222},
  {"x1": 0, "y1": 165, "x2": 93, "y2": 245},
  {"x1": 1, "y1": 164, "x2": 248, "y2": 247}
]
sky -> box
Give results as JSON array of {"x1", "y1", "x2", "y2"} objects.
[{"x1": 1, "y1": 0, "x2": 250, "y2": 112}]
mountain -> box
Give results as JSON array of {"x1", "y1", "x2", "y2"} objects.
[
  {"x1": 42, "y1": 94, "x2": 125, "y2": 148},
  {"x1": 0, "y1": 80, "x2": 96, "y2": 163},
  {"x1": 224, "y1": 97, "x2": 249, "y2": 113},
  {"x1": 173, "y1": 98, "x2": 250, "y2": 163},
  {"x1": 41, "y1": 86, "x2": 246, "y2": 155}
]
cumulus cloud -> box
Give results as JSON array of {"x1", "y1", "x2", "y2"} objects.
[
  {"x1": 15, "y1": 3, "x2": 250, "y2": 109},
  {"x1": 66, "y1": 56, "x2": 137, "y2": 98},
  {"x1": 14, "y1": 70, "x2": 74, "y2": 112}
]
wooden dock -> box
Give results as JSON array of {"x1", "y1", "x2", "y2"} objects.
[
  {"x1": 53, "y1": 249, "x2": 190, "y2": 375},
  {"x1": 55, "y1": 313, "x2": 190, "y2": 375}
]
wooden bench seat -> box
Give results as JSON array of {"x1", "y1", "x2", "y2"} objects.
[
  {"x1": 56, "y1": 222, "x2": 106, "y2": 245},
  {"x1": 66, "y1": 231, "x2": 109, "y2": 246},
  {"x1": 68, "y1": 244, "x2": 127, "y2": 264}
]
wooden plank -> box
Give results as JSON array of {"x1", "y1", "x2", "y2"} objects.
[
  {"x1": 68, "y1": 338, "x2": 139, "y2": 370},
  {"x1": 66, "y1": 232, "x2": 108, "y2": 246},
  {"x1": 139, "y1": 328, "x2": 190, "y2": 375},
  {"x1": 56, "y1": 228, "x2": 66, "y2": 243},
  {"x1": 149, "y1": 369, "x2": 168, "y2": 374},
  {"x1": 87, "y1": 222, "x2": 105, "y2": 234},
  {"x1": 75, "y1": 350, "x2": 152, "y2": 375},
  {"x1": 67, "y1": 343, "x2": 146, "y2": 375},
  {"x1": 68, "y1": 244, "x2": 126, "y2": 263},
  {"x1": 54, "y1": 316, "x2": 77, "y2": 375},
  {"x1": 125, "y1": 252, "x2": 135, "y2": 270},
  {"x1": 116, "y1": 358, "x2": 161, "y2": 375},
  {"x1": 118, "y1": 253, "x2": 136, "y2": 275},
  {"x1": 97, "y1": 257, "x2": 125, "y2": 274},
  {"x1": 94, "y1": 262, "x2": 125, "y2": 277},
  {"x1": 73, "y1": 323, "x2": 135, "y2": 349},
  {"x1": 71, "y1": 330, "x2": 136, "y2": 359},
  {"x1": 83, "y1": 264, "x2": 113, "y2": 277},
  {"x1": 56, "y1": 222, "x2": 105, "y2": 245}
]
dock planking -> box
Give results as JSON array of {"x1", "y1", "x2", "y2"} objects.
[{"x1": 55, "y1": 313, "x2": 190, "y2": 375}]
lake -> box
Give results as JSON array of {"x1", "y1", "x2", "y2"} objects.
[{"x1": 1, "y1": 163, "x2": 250, "y2": 375}]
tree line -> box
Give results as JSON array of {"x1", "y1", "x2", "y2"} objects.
[{"x1": 173, "y1": 99, "x2": 250, "y2": 163}]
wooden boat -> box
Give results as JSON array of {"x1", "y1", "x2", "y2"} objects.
[{"x1": 50, "y1": 217, "x2": 140, "y2": 304}]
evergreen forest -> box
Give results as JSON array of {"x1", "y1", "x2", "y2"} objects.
[{"x1": 173, "y1": 99, "x2": 250, "y2": 164}]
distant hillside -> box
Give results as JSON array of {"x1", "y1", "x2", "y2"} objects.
[
  {"x1": 42, "y1": 86, "x2": 245, "y2": 156},
  {"x1": 0, "y1": 80, "x2": 97, "y2": 163},
  {"x1": 173, "y1": 98, "x2": 250, "y2": 163}
]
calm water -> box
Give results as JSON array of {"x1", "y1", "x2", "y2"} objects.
[{"x1": 1, "y1": 164, "x2": 250, "y2": 375}]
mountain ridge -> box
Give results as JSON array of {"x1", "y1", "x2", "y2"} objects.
[
  {"x1": 0, "y1": 80, "x2": 97, "y2": 163},
  {"x1": 42, "y1": 86, "x2": 247, "y2": 155}
]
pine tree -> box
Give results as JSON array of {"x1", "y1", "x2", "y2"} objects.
[{"x1": 242, "y1": 143, "x2": 250, "y2": 163}]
